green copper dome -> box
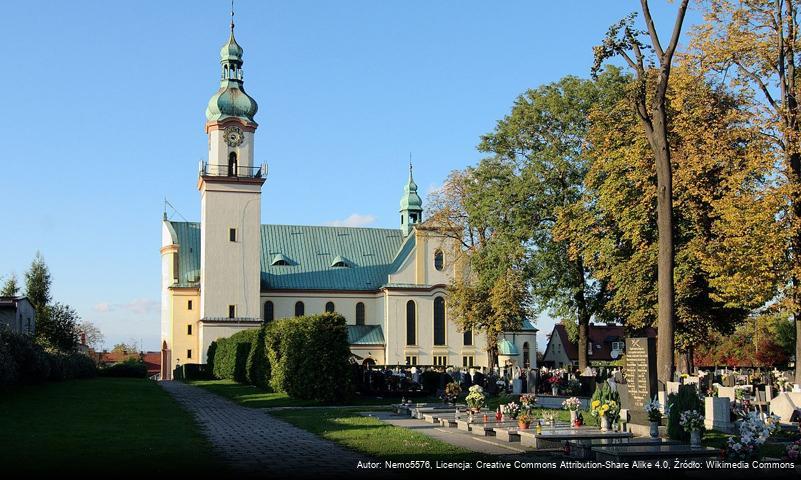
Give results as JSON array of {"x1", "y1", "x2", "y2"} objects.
[
  {"x1": 498, "y1": 338, "x2": 519, "y2": 356},
  {"x1": 399, "y1": 165, "x2": 423, "y2": 211},
  {"x1": 205, "y1": 26, "x2": 258, "y2": 124}
]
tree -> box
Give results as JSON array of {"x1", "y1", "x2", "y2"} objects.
[
  {"x1": 593, "y1": 0, "x2": 690, "y2": 384},
  {"x1": 25, "y1": 252, "x2": 51, "y2": 312},
  {"x1": 691, "y1": 0, "x2": 801, "y2": 383},
  {"x1": 476, "y1": 70, "x2": 628, "y2": 369},
  {"x1": 563, "y1": 64, "x2": 781, "y2": 372},
  {"x1": 0, "y1": 272, "x2": 19, "y2": 297},
  {"x1": 78, "y1": 321, "x2": 104, "y2": 350},
  {"x1": 37, "y1": 302, "x2": 79, "y2": 352},
  {"x1": 111, "y1": 342, "x2": 140, "y2": 355}
]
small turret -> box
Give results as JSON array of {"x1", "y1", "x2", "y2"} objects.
[{"x1": 400, "y1": 162, "x2": 423, "y2": 236}]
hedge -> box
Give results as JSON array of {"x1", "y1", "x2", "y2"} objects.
[
  {"x1": 267, "y1": 313, "x2": 352, "y2": 403},
  {"x1": 0, "y1": 330, "x2": 96, "y2": 388},
  {"x1": 667, "y1": 384, "x2": 704, "y2": 441},
  {"x1": 207, "y1": 313, "x2": 352, "y2": 403},
  {"x1": 99, "y1": 358, "x2": 148, "y2": 378},
  {"x1": 210, "y1": 328, "x2": 259, "y2": 382}
]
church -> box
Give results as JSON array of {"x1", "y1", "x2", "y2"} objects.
[{"x1": 159, "y1": 18, "x2": 536, "y2": 379}]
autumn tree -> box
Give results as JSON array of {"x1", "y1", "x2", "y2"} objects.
[
  {"x1": 593, "y1": 0, "x2": 690, "y2": 384},
  {"x1": 78, "y1": 321, "x2": 105, "y2": 350},
  {"x1": 560, "y1": 64, "x2": 782, "y2": 372},
  {"x1": 692, "y1": 0, "x2": 801, "y2": 383}
]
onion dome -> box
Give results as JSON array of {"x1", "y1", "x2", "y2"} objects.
[{"x1": 205, "y1": 19, "x2": 258, "y2": 125}]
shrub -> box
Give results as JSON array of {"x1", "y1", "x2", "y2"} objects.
[
  {"x1": 0, "y1": 337, "x2": 18, "y2": 387},
  {"x1": 667, "y1": 384, "x2": 704, "y2": 441},
  {"x1": 0, "y1": 330, "x2": 50, "y2": 383},
  {"x1": 246, "y1": 326, "x2": 271, "y2": 390},
  {"x1": 100, "y1": 358, "x2": 148, "y2": 378},
  {"x1": 209, "y1": 328, "x2": 259, "y2": 382},
  {"x1": 267, "y1": 313, "x2": 351, "y2": 402},
  {"x1": 589, "y1": 381, "x2": 620, "y2": 421}
]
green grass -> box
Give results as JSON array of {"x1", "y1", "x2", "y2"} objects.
[
  {"x1": 0, "y1": 378, "x2": 224, "y2": 473},
  {"x1": 189, "y1": 379, "x2": 437, "y2": 408},
  {"x1": 702, "y1": 429, "x2": 788, "y2": 458},
  {"x1": 270, "y1": 408, "x2": 479, "y2": 461}
]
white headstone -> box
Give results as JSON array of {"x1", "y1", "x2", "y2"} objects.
[
  {"x1": 769, "y1": 392, "x2": 801, "y2": 423},
  {"x1": 704, "y1": 396, "x2": 733, "y2": 433}
]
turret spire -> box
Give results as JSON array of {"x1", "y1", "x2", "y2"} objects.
[{"x1": 400, "y1": 157, "x2": 423, "y2": 236}]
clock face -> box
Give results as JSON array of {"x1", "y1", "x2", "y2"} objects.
[{"x1": 223, "y1": 126, "x2": 244, "y2": 147}]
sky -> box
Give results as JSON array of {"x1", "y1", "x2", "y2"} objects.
[{"x1": 0, "y1": 1, "x2": 703, "y2": 352}]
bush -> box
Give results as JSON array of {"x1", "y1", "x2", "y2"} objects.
[
  {"x1": 246, "y1": 326, "x2": 271, "y2": 390},
  {"x1": 268, "y1": 313, "x2": 352, "y2": 403},
  {"x1": 0, "y1": 330, "x2": 50, "y2": 383},
  {"x1": 0, "y1": 337, "x2": 18, "y2": 387},
  {"x1": 100, "y1": 358, "x2": 148, "y2": 378},
  {"x1": 209, "y1": 328, "x2": 259, "y2": 382},
  {"x1": 667, "y1": 384, "x2": 704, "y2": 441}
]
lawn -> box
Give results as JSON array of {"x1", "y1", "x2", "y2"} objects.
[
  {"x1": 0, "y1": 378, "x2": 224, "y2": 473},
  {"x1": 189, "y1": 379, "x2": 436, "y2": 408},
  {"x1": 270, "y1": 407, "x2": 480, "y2": 461}
]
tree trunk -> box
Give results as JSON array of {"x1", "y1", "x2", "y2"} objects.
[
  {"x1": 574, "y1": 259, "x2": 590, "y2": 371},
  {"x1": 650, "y1": 110, "x2": 676, "y2": 387},
  {"x1": 792, "y1": 151, "x2": 801, "y2": 385}
]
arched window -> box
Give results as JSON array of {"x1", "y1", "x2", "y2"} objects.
[
  {"x1": 406, "y1": 300, "x2": 416, "y2": 346},
  {"x1": 355, "y1": 302, "x2": 365, "y2": 325},
  {"x1": 325, "y1": 301, "x2": 335, "y2": 313},
  {"x1": 228, "y1": 152, "x2": 238, "y2": 176},
  {"x1": 433, "y1": 297, "x2": 445, "y2": 346},
  {"x1": 463, "y1": 329, "x2": 472, "y2": 346},
  {"x1": 523, "y1": 342, "x2": 530, "y2": 368},
  {"x1": 294, "y1": 301, "x2": 304, "y2": 317},
  {"x1": 264, "y1": 301, "x2": 274, "y2": 322},
  {"x1": 434, "y1": 249, "x2": 444, "y2": 271}
]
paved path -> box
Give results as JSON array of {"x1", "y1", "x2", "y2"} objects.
[{"x1": 159, "y1": 381, "x2": 370, "y2": 477}]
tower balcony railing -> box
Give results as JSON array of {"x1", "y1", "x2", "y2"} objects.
[{"x1": 199, "y1": 161, "x2": 267, "y2": 179}]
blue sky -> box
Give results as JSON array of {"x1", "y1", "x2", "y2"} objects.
[{"x1": 0, "y1": 1, "x2": 702, "y2": 351}]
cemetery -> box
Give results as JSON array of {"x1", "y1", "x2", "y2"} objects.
[{"x1": 364, "y1": 335, "x2": 801, "y2": 466}]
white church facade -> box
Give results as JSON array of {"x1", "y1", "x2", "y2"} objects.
[{"x1": 159, "y1": 19, "x2": 536, "y2": 379}]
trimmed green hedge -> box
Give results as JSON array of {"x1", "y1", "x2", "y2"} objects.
[
  {"x1": 0, "y1": 330, "x2": 96, "y2": 388},
  {"x1": 207, "y1": 313, "x2": 352, "y2": 403},
  {"x1": 99, "y1": 358, "x2": 148, "y2": 378},
  {"x1": 267, "y1": 313, "x2": 352, "y2": 402},
  {"x1": 210, "y1": 328, "x2": 258, "y2": 382},
  {"x1": 667, "y1": 384, "x2": 704, "y2": 441}
]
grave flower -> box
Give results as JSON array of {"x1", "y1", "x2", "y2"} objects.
[
  {"x1": 644, "y1": 396, "x2": 663, "y2": 422},
  {"x1": 465, "y1": 385, "x2": 485, "y2": 412},
  {"x1": 502, "y1": 402, "x2": 520, "y2": 419},
  {"x1": 562, "y1": 397, "x2": 582, "y2": 411},
  {"x1": 679, "y1": 410, "x2": 704, "y2": 432}
]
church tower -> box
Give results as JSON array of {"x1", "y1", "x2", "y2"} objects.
[
  {"x1": 399, "y1": 163, "x2": 423, "y2": 236},
  {"x1": 199, "y1": 12, "x2": 265, "y2": 322}
]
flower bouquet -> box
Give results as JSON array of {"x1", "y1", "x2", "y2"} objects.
[
  {"x1": 591, "y1": 399, "x2": 619, "y2": 431},
  {"x1": 785, "y1": 439, "x2": 800, "y2": 462},
  {"x1": 644, "y1": 396, "x2": 663, "y2": 438},
  {"x1": 679, "y1": 410, "x2": 704, "y2": 446},
  {"x1": 563, "y1": 397, "x2": 582, "y2": 427},
  {"x1": 520, "y1": 393, "x2": 537, "y2": 412},
  {"x1": 465, "y1": 385, "x2": 485, "y2": 413},
  {"x1": 443, "y1": 382, "x2": 461, "y2": 406},
  {"x1": 502, "y1": 402, "x2": 520, "y2": 419},
  {"x1": 725, "y1": 411, "x2": 779, "y2": 460}
]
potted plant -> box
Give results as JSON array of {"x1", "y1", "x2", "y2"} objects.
[
  {"x1": 562, "y1": 397, "x2": 582, "y2": 427},
  {"x1": 644, "y1": 396, "x2": 663, "y2": 438},
  {"x1": 517, "y1": 412, "x2": 533, "y2": 430},
  {"x1": 465, "y1": 385, "x2": 485, "y2": 414},
  {"x1": 679, "y1": 410, "x2": 705, "y2": 447}
]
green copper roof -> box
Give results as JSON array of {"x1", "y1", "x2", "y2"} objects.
[
  {"x1": 498, "y1": 337, "x2": 520, "y2": 356},
  {"x1": 206, "y1": 25, "x2": 258, "y2": 124},
  {"x1": 347, "y1": 325, "x2": 385, "y2": 345},
  {"x1": 399, "y1": 164, "x2": 423, "y2": 212},
  {"x1": 167, "y1": 222, "x2": 417, "y2": 291}
]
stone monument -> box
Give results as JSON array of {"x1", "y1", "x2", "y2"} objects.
[{"x1": 618, "y1": 337, "x2": 658, "y2": 426}]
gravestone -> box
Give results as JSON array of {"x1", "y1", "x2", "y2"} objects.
[
  {"x1": 769, "y1": 392, "x2": 801, "y2": 422},
  {"x1": 618, "y1": 337, "x2": 657, "y2": 425},
  {"x1": 704, "y1": 396, "x2": 733, "y2": 433}
]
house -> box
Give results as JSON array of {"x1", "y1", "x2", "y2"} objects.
[
  {"x1": 0, "y1": 296, "x2": 35, "y2": 336},
  {"x1": 541, "y1": 323, "x2": 656, "y2": 368}
]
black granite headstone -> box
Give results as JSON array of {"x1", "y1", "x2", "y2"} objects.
[{"x1": 618, "y1": 337, "x2": 657, "y2": 425}]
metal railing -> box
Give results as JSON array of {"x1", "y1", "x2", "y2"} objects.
[{"x1": 200, "y1": 161, "x2": 267, "y2": 179}]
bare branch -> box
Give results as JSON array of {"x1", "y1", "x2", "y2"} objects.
[
  {"x1": 663, "y1": 0, "x2": 690, "y2": 64},
  {"x1": 640, "y1": 0, "x2": 665, "y2": 58}
]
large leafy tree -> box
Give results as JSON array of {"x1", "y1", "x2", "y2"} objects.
[
  {"x1": 593, "y1": 0, "x2": 690, "y2": 384},
  {"x1": 691, "y1": 0, "x2": 801, "y2": 383},
  {"x1": 475, "y1": 69, "x2": 628, "y2": 369},
  {"x1": 37, "y1": 302, "x2": 79, "y2": 352},
  {"x1": 560, "y1": 64, "x2": 783, "y2": 371}
]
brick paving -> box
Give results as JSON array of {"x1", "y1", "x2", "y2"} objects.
[{"x1": 159, "y1": 380, "x2": 370, "y2": 477}]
